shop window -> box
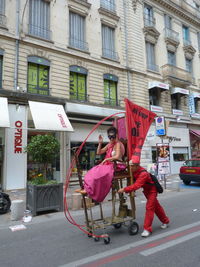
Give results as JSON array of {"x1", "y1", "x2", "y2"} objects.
[
  {"x1": 103, "y1": 73, "x2": 118, "y2": 106},
  {"x1": 171, "y1": 93, "x2": 181, "y2": 110},
  {"x1": 151, "y1": 147, "x2": 157, "y2": 163},
  {"x1": 173, "y1": 153, "x2": 188, "y2": 162},
  {"x1": 149, "y1": 88, "x2": 160, "y2": 106},
  {"x1": 69, "y1": 65, "x2": 87, "y2": 101},
  {"x1": 27, "y1": 56, "x2": 50, "y2": 95}
]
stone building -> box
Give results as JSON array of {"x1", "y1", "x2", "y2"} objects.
[{"x1": 0, "y1": 0, "x2": 200, "y2": 190}]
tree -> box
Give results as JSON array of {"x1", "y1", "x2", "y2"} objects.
[{"x1": 26, "y1": 134, "x2": 60, "y2": 179}]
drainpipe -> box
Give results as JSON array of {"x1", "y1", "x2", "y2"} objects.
[
  {"x1": 123, "y1": 0, "x2": 131, "y2": 99},
  {"x1": 14, "y1": 0, "x2": 20, "y2": 90}
]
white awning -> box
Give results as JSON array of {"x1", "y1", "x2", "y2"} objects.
[
  {"x1": 148, "y1": 81, "x2": 169, "y2": 90},
  {"x1": 0, "y1": 97, "x2": 10, "y2": 127},
  {"x1": 193, "y1": 92, "x2": 200, "y2": 99},
  {"x1": 29, "y1": 101, "x2": 74, "y2": 131},
  {"x1": 171, "y1": 87, "x2": 189, "y2": 95}
]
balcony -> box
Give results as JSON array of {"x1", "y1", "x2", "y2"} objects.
[
  {"x1": 69, "y1": 36, "x2": 89, "y2": 52},
  {"x1": 144, "y1": 16, "x2": 156, "y2": 28},
  {"x1": 161, "y1": 64, "x2": 192, "y2": 86},
  {"x1": 165, "y1": 28, "x2": 179, "y2": 45},
  {"x1": 0, "y1": 14, "x2": 7, "y2": 28},
  {"x1": 102, "y1": 48, "x2": 119, "y2": 61},
  {"x1": 100, "y1": 0, "x2": 116, "y2": 13},
  {"x1": 29, "y1": 24, "x2": 52, "y2": 40}
]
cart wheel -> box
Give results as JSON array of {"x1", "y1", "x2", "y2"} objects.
[
  {"x1": 113, "y1": 223, "x2": 122, "y2": 229},
  {"x1": 94, "y1": 237, "x2": 100, "y2": 242},
  {"x1": 88, "y1": 231, "x2": 93, "y2": 238},
  {"x1": 104, "y1": 236, "x2": 111, "y2": 245},
  {"x1": 128, "y1": 221, "x2": 139, "y2": 235}
]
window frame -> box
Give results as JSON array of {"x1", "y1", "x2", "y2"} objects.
[
  {"x1": 103, "y1": 74, "x2": 118, "y2": 106},
  {"x1": 149, "y1": 88, "x2": 160, "y2": 106}
]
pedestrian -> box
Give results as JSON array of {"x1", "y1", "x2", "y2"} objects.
[{"x1": 118, "y1": 156, "x2": 170, "y2": 237}]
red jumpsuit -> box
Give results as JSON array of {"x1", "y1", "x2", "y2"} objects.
[{"x1": 124, "y1": 166, "x2": 169, "y2": 233}]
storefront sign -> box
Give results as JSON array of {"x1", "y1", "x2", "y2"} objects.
[
  {"x1": 172, "y1": 109, "x2": 183, "y2": 116},
  {"x1": 191, "y1": 113, "x2": 200, "y2": 119},
  {"x1": 163, "y1": 136, "x2": 181, "y2": 142},
  {"x1": 14, "y1": 121, "x2": 23, "y2": 153},
  {"x1": 5, "y1": 105, "x2": 27, "y2": 190},
  {"x1": 188, "y1": 94, "x2": 195, "y2": 114},
  {"x1": 150, "y1": 105, "x2": 163, "y2": 113},
  {"x1": 148, "y1": 81, "x2": 169, "y2": 90}
]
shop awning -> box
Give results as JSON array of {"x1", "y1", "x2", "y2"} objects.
[
  {"x1": 0, "y1": 97, "x2": 10, "y2": 127},
  {"x1": 148, "y1": 81, "x2": 169, "y2": 90},
  {"x1": 171, "y1": 87, "x2": 189, "y2": 95},
  {"x1": 190, "y1": 129, "x2": 200, "y2": 138},
  {"x1": 193, "y1": 92, "x2": 200, "y2": 99},
  {"x1": 29, "y1": 101, "x2": 74, "y2": 131}
]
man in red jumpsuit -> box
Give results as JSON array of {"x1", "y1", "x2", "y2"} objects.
[{"x1": 118, "y1": 156, "x2": 170, "y2": 237}]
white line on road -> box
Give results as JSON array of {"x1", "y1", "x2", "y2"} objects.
[
  {"x1": 59, "y1": 221, "x2": 200, "y2": 267},
  {"x1": 140, "y1": 230, "x2": 200, "y2": 256}
]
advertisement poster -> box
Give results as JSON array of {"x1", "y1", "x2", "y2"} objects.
[{"x1": 157, "y1": 143, "x2": 170, "y2": 175}]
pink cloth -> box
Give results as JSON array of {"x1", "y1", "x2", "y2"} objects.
[{"x1": 84, "y1": 141, "x2": 125, "y2": 202}]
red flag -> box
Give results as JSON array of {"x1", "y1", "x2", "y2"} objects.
[{"x1": 125, "y1": 98, "x2": 156, "y2": 161}]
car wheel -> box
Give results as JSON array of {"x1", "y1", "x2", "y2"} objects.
[{"x1": 183, "y1": 180, "x2": 191, "y2": 185}]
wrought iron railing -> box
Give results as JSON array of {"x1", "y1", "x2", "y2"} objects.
[
  {"x1": 147, "y1": 63, "x2": 159, "y2": 72},
  {"x1": 144, "y1": 16, "x2": 156, "y2": 27},
  {"x1": 104, "y1": 97, "x2": 119, "y2": 106},
  {"x1": 161, "y1": 64, "x2": 193, "y2": 84},
  {"x1": 100, "y1": 0, "x2": 116, "y2": 12},
  {"x1": 29, "y1": 24, "x2": 52, "y2": 40},
  {"x1": 102, "y1": 48, "x2": 119, "y2": 61},
  {"x1": 69, "y1": 36, "x2": 89, "y2": 52},
  {"x1": 70, "y1": 92, "x2": 89, "y2": 102},
  {"x1": 165, "y1": 28, "x2": 179, "y2": 43},
  {"x1": 27, "y1": 84, "x2": 50, "y2": 96},
  {"x1": 183, "y1": 39, "x2": 192, "y2": 46}
]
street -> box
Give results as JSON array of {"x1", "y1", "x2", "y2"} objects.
[{"x1": 1, "y1": 187, "x2": 200, "y2": 267}]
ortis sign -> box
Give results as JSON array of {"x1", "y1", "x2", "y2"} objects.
[{"x1": 14, "y1": 120, "x2": 23, "y2": 153}]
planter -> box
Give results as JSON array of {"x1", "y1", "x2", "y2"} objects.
[{"x1": 26, "y1": 183, "x2": 63, "y2": 216}]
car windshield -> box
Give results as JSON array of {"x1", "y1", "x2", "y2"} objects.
[{"x1": 184, "y1": 160, "x2": 200, "y2": 167}]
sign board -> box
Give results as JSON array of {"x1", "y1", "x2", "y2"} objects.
[
  {"x1": 189, "y1": 94, "x2": 195, "y2": 114},
  {"x1": 155, "y1": 116, "x2": 166, "y2": 136},
  {"x1": 157, "y1": 143, "x2": 170, "y2": 175}
]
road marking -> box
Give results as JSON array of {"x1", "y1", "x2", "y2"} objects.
[
  {"x1": 59, "y1": 221, "x2": 200, "y2": 267},
  {"x1": 140, "y1": 231, "x2": 200, "y2": 256}
]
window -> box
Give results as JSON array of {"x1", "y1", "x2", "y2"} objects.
[
  {"x1": 182, "y1": 25, "x2": 190, "y2": 45},
  {"x1": 100, "y1": 0, "x2": 116, "y2": 12},
  {"x1": 146, "y1": 42, "x2": 158, "y2": 71},
  {"x1": 185, "y1": 58, "x2": 193, "y2": 74},
  {"x1": 27, "y1": 56, "x2": 50, "y2": 95},
  {"x1": 164, "y1": 14, "x2": 172, "y2": 30},
  {"x1": 29, "y1": 0, "x2": 50, "y2": 40},
  {"x1": 149, "y1": 88, "x2": 160, "y2": 106},
  {"x1": 102, "y1": 25, "x2": 118, "y2": 60},
  {"x1": 0, "y1": 55, "x2": 3, "y2": 88},
  {"x1": 69, "y1": 12, "x2": 88, "y2": 51},
  {"x1": 171, "y1": 94, "x2": 181, "y2": 110},
  {"x1": 0, "y1": 0, "x2": 6, "y2": 26},
  {"x1": 168, "y1": 51, "x2": 176, "y2": 66},
  {"x1": 144, "y1": 4, "x2": 154, "y2": 26},
  {"x1": 194, "y1": 98, "x2": 199, "y2": 112},
  {"x1": 69, "y1": 66, "x2": 87, "y2": 101},
  {"x1": 197, "y1": 32, "x2": 200, "y2": 51},
  {"x1": 103, "y1": 74, "x2": 118, "y2": 106}
]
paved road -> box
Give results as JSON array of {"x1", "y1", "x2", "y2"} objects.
[{"x1": 1, "y1": 187, "x2": 200, "y2": 267}]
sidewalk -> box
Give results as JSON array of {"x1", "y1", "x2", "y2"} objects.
[{"x1": 0, "y1": 174, "x2": 181, "y2": 228}]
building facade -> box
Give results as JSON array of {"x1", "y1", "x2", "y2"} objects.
[{"x1": 0, "y1": 0, "x2": 200, "y2": 190}]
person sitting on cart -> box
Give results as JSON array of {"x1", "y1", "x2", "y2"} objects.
[
  {"x1": 75, "y1": 126, "x2": 126, "y2": 202},
  {"x1": 118, "y1": 156, "x2": 170, "y2": 237}
]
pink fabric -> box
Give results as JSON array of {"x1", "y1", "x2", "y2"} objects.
[
  {"x1": 84, "y1": 141, "x2": 125, "y2": 202},
  {"x1": 84, "y1": 164, "x2": 114, "y2": 202}
]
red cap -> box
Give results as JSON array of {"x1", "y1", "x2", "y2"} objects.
[{"x1": 129, "y1": 155, "x2": 140, "y2": 165}]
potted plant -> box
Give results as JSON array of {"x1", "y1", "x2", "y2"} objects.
[{"x1": 25, "y1": 134, "x2": 63, "y2": 216}]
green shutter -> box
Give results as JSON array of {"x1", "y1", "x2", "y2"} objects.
[
  {"x1": 70, "y1": 72, "x2": 77, "y2": 100},
  {"x1": 104, "y1": 80, "x2": 110, "y2": 104},
  {"x1": 110, "y1": 81, "x2": 117, "y2": 106},
  {"x1": 77, "y1": 74, "x2": 86, "y2": 100},
  {"x1": 28, "y1": 63, "x2": 38, "y2": 94}
]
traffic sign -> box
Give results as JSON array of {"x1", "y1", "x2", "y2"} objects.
[{"x1": 155, "y1": 116, "x2": 166, "y2": 136}]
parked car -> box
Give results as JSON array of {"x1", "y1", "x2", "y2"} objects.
[{"x1": 179, "y1": 159, "x2": 200, "y2": 185}]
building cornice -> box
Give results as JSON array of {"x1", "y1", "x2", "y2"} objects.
[{"x1": 152, "y1": 0, "x2": 200, "y2": 27}]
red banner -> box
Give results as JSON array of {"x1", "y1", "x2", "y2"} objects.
[{"x1": 125, "y1": 98, "x2": 156, "y2": 161}]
